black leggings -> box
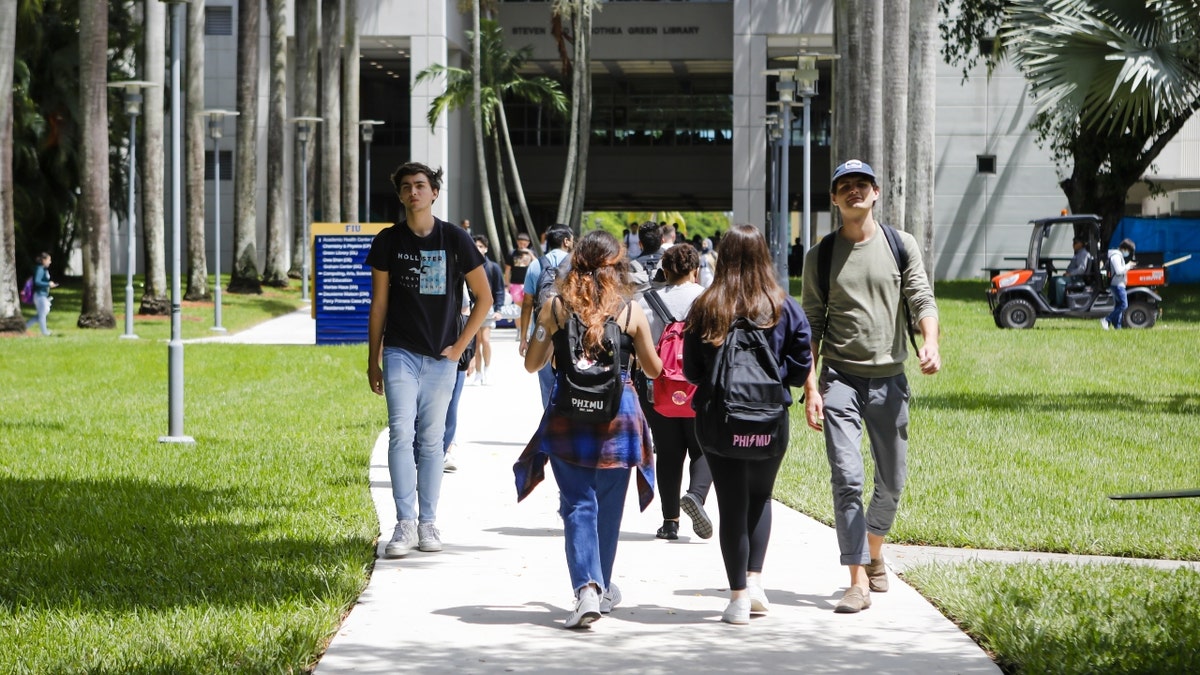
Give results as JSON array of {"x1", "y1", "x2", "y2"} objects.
[
  {"x1": 704, "y1": 452, "x2": 785, "y2": 591},
  {"x1": 646, "y1": 410, "x2": 712, "y2": 519}
]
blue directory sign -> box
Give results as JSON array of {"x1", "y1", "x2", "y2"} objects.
[{"x1": 312, "y1": 222, "x2": 390, "y2": 345}]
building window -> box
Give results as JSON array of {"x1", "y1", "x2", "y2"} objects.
[
  {"x1": 977, "y1": 154, "x2": 997, "y2": 174},
  {"x1": 205, "y1": 151, "x2": 233, "y2": 180},
  {"x1": 206, "y1": 6, "x2": 234, "y2": 36}
]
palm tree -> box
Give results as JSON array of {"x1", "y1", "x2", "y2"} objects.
[
  {"x1": 184, "y1": 0, "x2": 208, "y2": 301},
  {"x1": 76, "y1": 0, "x2": 113, "y2": 328},
  {"x1": 469, "y1": 0, "x2": 501, "y2": 259},
  {"x1": 341, "y1": 0, "x2": 360, "y2": 222},
  {"x1": 293, "y1": 0, "x2": 318, "y2": 277},
  {"x1": 263, "y1": 0, "x2": 289, "y2": 286},
  {"x1": 907, "y1": 0, "x2": 937, "y2": 278},
  {"x1": 414, "y1": 18, "x2": 567, "y2": 249},
  {"x1": 320, "y1": 0, "x2": 341, "y2": 223},
  {"x1": 0, "y1": 0, "x2": 20, "y2": 333},
  {"x1": 140, "y1": 0, "x2": 168, "y2": 313},
  {"x1": 552, "y1": 0, "x2": 597, "y2": 230},
  {"x1": 231, "y1": 0, "x2": 262, "y2": 293},
  {"x1": 881, "y1": 1, "x2": 910, "y2": 231},
  {"x1": 1002, "y1": 0, "x2": 1200, "y2": 243}
]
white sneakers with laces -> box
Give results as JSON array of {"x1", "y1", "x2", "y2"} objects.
[
  {"x1": 384, "y1": 519, "x2": 417, "y2": 558},
  {"x1": 565, "y1": 585, "x2": 601, "y2": 629}
]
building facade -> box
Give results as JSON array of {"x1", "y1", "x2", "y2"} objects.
[{"x1": 192, "y1": 0, "x2": 1200, "y2": 280}]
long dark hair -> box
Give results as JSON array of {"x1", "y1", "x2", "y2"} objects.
[
  {"x1": 557, "y1": 229, "x2": 630, "y2": 355},
  {"x1": 685, "y1": 223, "x2": 786, "y2": 345}
]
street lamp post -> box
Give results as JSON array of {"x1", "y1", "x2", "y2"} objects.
[
  {"x1": 108, "y1": 80, "x2": 157, "y2": 340},
  {"x1": 793, "y1": 55, "x2": 822, "y2": 256},
  {"x1": 768, "y1": 73, "x2": 797, "y2": 285},
  {"x1": 359, "y1": 120, "x2": 384, "y2": 221},
  {"x1": 204, "y1": 109, "x2": 239, "y2": 332},
  {"x1": 160, "y1": 0, "x2": 193, "y2": 443},
  {"x1": 291, "y1": 116, "x2": 323, "y2": 302}
]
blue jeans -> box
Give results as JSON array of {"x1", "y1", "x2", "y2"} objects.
[
  {"x1": 383, "y1": 347, "x2": 457, "y2": 523},
  {"x1": 549, "y1": 455, "x2": 631, "y2": 594},
  {"x1": 26, "y1": 294, "x2": 50, "y2": 335},
  {"x1": 1106, "y1": 285, "x2": 1128, "y2": 328},
  {"x1": 820, "y1": 366, "x2": 909, "y2": 566},
  {"x1": 443, "y1": 369, "x2": 466, "y2": 451}
]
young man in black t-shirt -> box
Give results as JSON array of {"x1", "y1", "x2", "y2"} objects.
[{"x1": 366, "y1": 162, "x2": 490, "y2": 558}]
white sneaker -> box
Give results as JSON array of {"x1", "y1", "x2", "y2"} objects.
[
  {"x1": 443, "y1": 451, "x2": 458, "y2": 473},
  {"x1": 1100, "y1": 318, "x2": 1110, "y2": 330},
  {"x1": 600, "y1": 583, "x2": 622, "y2": 614},
  {"x1": 565, "y1": 585, "x2": 601, "y2": 629},
  {"x1": 417, "y1": 522, "x2": 443, "y2": 552},
  {"x1": 480, "y1": 367, "x2": 488, "y2": 385},
  {"x1": 384, "y1": 519, "x2": 417, "y2": 558},
  {"x1": 721, "y1": 595, "x2": 751, "y2": 625},
  {"x1": 748, "y1": 578, "x2": 770, "y2": 614}
]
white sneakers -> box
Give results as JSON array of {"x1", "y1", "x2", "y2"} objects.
[
  {"x1": 600, "y1": 583, "x2": 621, "y2": 614},
  {"x1": 748, "y1": 577, "x2": 771, "y2": 614},
  {"x1": 442, "y1": 450, "x2": 458, "y2": 473},
  {"x1": 721, "y1": 595, "x2": 751, "y2": 625},
  {"x1": 384, "y1": 519, "x2": 418, "y2": 558},
  {"x1": 417, "y1": 522, "x2": 443, "y2": 552},
  {"x1": 565, "y1": 585, "x2": 601, "y2": 629}
]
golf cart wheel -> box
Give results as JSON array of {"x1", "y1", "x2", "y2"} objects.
[
  {"x1": 1123, "y1": 300, "x2": 1157, "y2": 328},
  {"x1": 998, "y1": 298, "x2": 1037, "y2": 329}
]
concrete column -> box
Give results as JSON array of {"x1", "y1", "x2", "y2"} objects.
[
  {"x1": 408, "y1": 5, "x2": 449, "y2": 221},
  {"x1": 732, "y1": 29, "x2": 768, "y2": 229}
]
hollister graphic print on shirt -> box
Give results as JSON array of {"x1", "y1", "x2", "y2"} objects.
[{"x1": 420, "y1": 250, "x2": 448, "y2": 295}]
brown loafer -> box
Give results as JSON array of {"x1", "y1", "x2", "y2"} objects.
[
  {"x1": 834, "y1": 586, "x2": 872, "y2": 613},
  {"x1": 865, "y1": 557, "x2": 889, "y2": 593}
]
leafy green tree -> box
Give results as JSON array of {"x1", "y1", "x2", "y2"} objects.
[{"x1": 940, "y1": 0, "x2": 1200, "y2": 244}]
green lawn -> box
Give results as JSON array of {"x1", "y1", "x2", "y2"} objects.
[
  {"x1": 776, "y1": 279, "x2": 1200, "y2": 673},
  {"x1": 4, "y1": 277, "x2": 1199, "y2": 673}
]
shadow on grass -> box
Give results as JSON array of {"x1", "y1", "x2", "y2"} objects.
[
  {"x1": 0, "y1": 476, "x2": 374, "y2": 611},
  {"x1": 917, "y1": 390, "x2": 1200, "y2": 415}
]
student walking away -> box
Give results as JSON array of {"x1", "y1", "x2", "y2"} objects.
[
  {"x1": 801, "y1": 159, "x2": 941, "y2": 614},
  {"x1": 698, "y1": 238, "x2": 717, "y2": 288},
  {"x1": 683, "y1": 224, "x2": 811, "y2": 625},
  {"x1": 636, "y1": 244, "x2": 714, "y2": 541},
  {"x1": 623, "y1": 222, "x2": 641, "y2": 259},
  {"x1": 513, "y1": 229, "x2": 663, "y2": 630},
  {"x1": 25, "y1": 252, "x2": 58, "y2": 336},
  {"x1": 629, "y1": 222, "x2": 666, "y2": 297},
  {"x1": 470, "y1": 235, "x2": 506, "y2": 385},
  {"x1": 519, "y1": 224, "x2": 574, "y2": 409},
  {"x1": 366, "y1": 161, "x2": 491, "y2": 558},
  {"x1": 505, "y1": 232, "x2": 534, "y2": 306},
  {"x1": 1101, "y1": 238, "x2": 1136, "y2": 330}
]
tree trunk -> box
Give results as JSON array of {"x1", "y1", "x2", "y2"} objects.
[
  {"x1": 183, "y1": 0, "x2": 209, "y2": 301},
  {"x1": 555, "y1": 4, "x2": 582, "y2": 226},
  {"x1": 263, "y1": 0, "x2": 289, "y2": 286},
  {"x1": 231, "y1": 0, "x2": 262, "y2": 293},
  {"x1": 293, "y1": 0, "x2": 319, "y2": 276},
  {"x1": 0, "y1": 0, "x2": 21, "y2": 333},
  {"x1": 472, "y1": 0, "x2": 502, "y2": 262},
  {"x1": 320, "y1": 0, "x2": 342, "y2": 222},
  {"x1": 569, "y1": 5, "x2": 592, "y2": 231},
  {"x1": 141, "y1": 0, "x2": 169, "y2": 313},
  {"x1": 491, "y1": 129, "x2": 517, "y2": 254},
  {"x1": 341, "y1": 0, "x2": 360, "y2": 222},
  {"x1": 880, "y1": 0, "x2": 909, "y2": 231},
  {"x1": 77, "y1": 0, "x2": 115, "y2": 328},
  {"x1": 907, "y1": 0, "x2": 936, "y2": 278},
  {"x1": 496, "y1": 104, "x2": 534, "y2": 238}
]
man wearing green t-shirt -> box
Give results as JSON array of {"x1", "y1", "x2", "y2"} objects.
[{"x1": 800, "y1": 159, "x2": 941, "y2": 614}]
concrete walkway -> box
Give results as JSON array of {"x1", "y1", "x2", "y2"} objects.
[{"x1": 198, "y1": 310, "x2": 1195, "y2": 673}]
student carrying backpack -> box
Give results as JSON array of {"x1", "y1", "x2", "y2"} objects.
[
  {"x1": 552, "y1": 296, "x2": 628, "y2": 423},
  {"x1": 642, "y1": 290, "x2": 696, "y2": 418}
]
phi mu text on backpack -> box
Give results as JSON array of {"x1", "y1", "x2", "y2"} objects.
[
  {"x1": 694, "y1": 318, "x2": 789, "y2": 460},
  {"x1": 554, "y1": 298, "x2": 630, "y2": 423},
  {"x1": 643, "y1": 290, "x2": 696, "y2": 418}
]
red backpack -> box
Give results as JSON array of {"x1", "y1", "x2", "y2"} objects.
[{"x1": 644, "y1": 290, "x2": 696, "y2": 418}]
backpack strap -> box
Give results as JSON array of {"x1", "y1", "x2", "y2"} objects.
[
  {"x1": 818, "y1": 225, "x2": 918, "y2": 352},
  {"x1": 643, "y1": 289, "x2": 675, "y2": 325}
]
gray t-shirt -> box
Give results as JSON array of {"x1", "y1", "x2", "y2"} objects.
[{"x1": 638, "y1": 282, "x2": 704, "y2": 344}]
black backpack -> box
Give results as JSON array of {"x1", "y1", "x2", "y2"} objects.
[
  {"x1": 816, "y1": 224, "x2": 919, "y2": 351},
  {"x1": 532, "y1": 254, "x2": 570, "y2": 322},
  {"x1": 694, "y1": 318, "x2": 789, "y2": 460},
  {"x1": 553, "y1": 299, "x2": 629, "y2": 423}
]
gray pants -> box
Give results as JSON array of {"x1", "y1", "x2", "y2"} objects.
[{"x1": 820, "y1": 365, "x2": 909, "y2": 566}]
